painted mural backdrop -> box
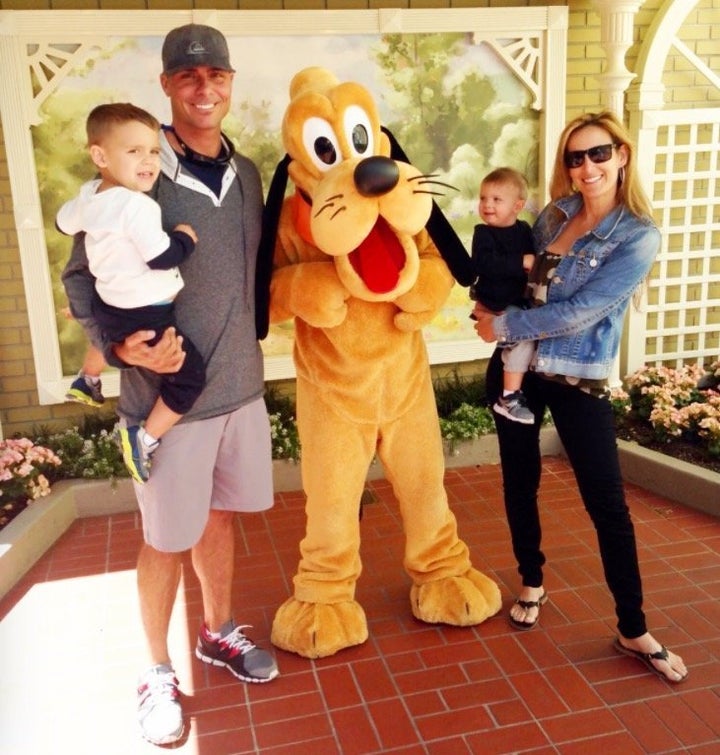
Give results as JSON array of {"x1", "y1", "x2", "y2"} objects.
[{"x1": 33, "y1": 32, "x2": 538, "y2": 375}]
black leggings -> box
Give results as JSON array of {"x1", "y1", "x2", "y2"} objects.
[{"x1": 486, "y1": 348, "x2": 647, "y2": 638}]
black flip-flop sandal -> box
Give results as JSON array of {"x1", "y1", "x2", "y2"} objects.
[
  {"x1": 509, "y1": 590, "x2": 548, "y2": 631},
  {"x1": 613, "y1": 637, "x2": 688, "y2": 683}
]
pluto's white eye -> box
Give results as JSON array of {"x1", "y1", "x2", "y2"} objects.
[
  {"x1": 343, "y1": 106, "x2": 374, "y2": 157},
  {"x1": 302, "y1": 117, "x2": 342, "y2": 172}
]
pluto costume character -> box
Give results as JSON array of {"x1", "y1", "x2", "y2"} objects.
[{"x1": 268, "y1": 68, "x2": 501, "y2": 658}]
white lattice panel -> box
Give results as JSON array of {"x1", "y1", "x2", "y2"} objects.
[{"x1": 642, "y1": 112, "x2": 720, "y2": 368}]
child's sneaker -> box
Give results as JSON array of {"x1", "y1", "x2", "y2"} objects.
[
  {"x1": 65, "y1": 373, "x2": 104, "y2": 407},
  {"x1": 493, "y1": 391, "x2": 535, "y2": 425},
  {"x1": 119, "y1": 425, "x2": 158, "y2": 483}
]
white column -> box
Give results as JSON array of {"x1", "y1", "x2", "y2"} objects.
[
  {"x1": 591, "y1": 0, "x2": 643, "y2": 386},
  {"x1": 592, "y1": 0, "x2": 642, "y2": 117}
]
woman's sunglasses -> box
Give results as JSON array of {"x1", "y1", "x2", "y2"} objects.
[{"x1": 564, "y1": 143, "x2": 617, "y2": 169}]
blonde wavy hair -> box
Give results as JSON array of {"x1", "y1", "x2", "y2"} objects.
[{"x1": 549, "y1": 111, "x2": 653, "y2": 220}]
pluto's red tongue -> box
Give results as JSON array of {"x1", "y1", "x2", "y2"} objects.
[{"x1": 348, "y1": 218, "x2": 405, "y2": 293}]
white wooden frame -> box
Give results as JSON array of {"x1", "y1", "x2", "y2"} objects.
[{"x1": 0, "y1": 8, "x2": 567, "y2": 404}]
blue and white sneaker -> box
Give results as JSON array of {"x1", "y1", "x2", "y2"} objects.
[
  {"x1": 119, "y1": 425, "x2": 158, "y2": 483},
  {"x1": 65, "y1": 373, "x2": 104, "y2": 407}
]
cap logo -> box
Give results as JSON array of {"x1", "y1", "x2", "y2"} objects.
[{"x1": 187, "y1": 41, "x2": 208, "y2": 55}]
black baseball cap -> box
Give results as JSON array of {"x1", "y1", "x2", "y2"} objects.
[{"x1": 162, "y1": 24, "x2": 235, "y2": 75}]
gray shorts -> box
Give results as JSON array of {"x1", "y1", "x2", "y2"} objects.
[{"x1": 134, "y1": 397, "x2": 274, "y2": 552}]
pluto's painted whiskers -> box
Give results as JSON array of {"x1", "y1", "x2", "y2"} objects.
[{"x1": 408, "y1": 174, "x2": 458, "y2": 197}]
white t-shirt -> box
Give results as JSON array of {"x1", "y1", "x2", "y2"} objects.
[{"x1": 57, "y1": 179, "x2": 183, "y2": 308}]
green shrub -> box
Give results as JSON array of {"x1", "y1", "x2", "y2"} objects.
[
  {"x1": 265, "y1": 387, "x2": 301, "y2": 462},
  {"x1": 439, "y1": 402, "x2": 495, "y2": 454},
  {"x1": 16, "y1": 364, "x2": 720, "y2": 485},
  {"x1": 33, "y1": 415, "x2": 127, "y2": 481},
  {"x1": 432, "y1": 370, "x2": 488, "y2": 417}
]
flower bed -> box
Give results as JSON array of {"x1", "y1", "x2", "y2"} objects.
[
  {"x1": 610, "y1": 362, "x2": 720, "y2": 474},
  {"x1": 0, "y1": 439, "x2": 61, "y2": 530}
]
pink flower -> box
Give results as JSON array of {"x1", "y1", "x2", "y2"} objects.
[{"x1": 0, "y1": 438, "x2": 61, "y2": 503}]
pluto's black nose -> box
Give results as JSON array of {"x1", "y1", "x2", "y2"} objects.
[{"x1": 354, "y1": 156, "x2": 400, "y2": 197}]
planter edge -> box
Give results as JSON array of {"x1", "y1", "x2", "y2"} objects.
[
  {"x1": 617, "y1": 438, "x2": 720, "y2": 517},
  {"x1": 0, "y1": 481, "x2": 76, "y2": 600}
]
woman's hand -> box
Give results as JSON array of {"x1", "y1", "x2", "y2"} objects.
[
  {"x1": 113, "y1": 327, "x2": 185, "y2": 373},
  {"x1": 471, "y1": 302, "x2": 498, "y2": 342}
]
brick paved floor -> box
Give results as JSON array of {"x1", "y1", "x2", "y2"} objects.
[{"x1": 1, "y1": 457, "x2": 719, "y2": 753}]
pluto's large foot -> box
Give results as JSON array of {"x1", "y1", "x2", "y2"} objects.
[
  {"x1": 411, "y1": 568, "x2": 502, "y2": 626},
  {"x1": 271, "y1": 597, "x2": 368, "y2": 658}
]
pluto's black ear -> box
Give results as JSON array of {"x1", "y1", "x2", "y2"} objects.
[
  {"x1": 381, "y1": 126, "x2": 477, "y2": 287},
  {"x1": 256, "y1": 153, "x2": 291, "y2": 340},
  {"x1": 382, "y1": 125, "x2": 411, "y2": 164}
]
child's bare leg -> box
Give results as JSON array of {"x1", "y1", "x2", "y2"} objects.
[
  {"x1": 67, "y1": 345, "x2": 106, "y2": 406},
  {"x1": 144, "y1": 398, "x2": 183, "y2": 442},
  {"x1": 503, "y1": 371, "x2": 525, "y2": 394},
  {"x1": 82, "y1": 344, "x2": 106, "y2": 379}
]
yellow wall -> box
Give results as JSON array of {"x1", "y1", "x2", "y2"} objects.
[{"x1": 0, "y1": 0, "x2": 716, "y2": 437}]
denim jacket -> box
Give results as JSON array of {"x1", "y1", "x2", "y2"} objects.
[{"x1": 493, "y1": 193, "x2": 660, "y2": 380}]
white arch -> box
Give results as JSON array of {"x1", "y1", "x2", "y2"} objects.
[
  {"x1": 624, "y1": 0, "x2": 719, "y2": 375},
  {"x1": 629, "y1": 0, "x2": 701, "y2": 111}
]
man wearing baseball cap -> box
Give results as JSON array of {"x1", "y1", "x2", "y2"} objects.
[{"x1": 63, "y1": 23, "x2": 278, "y2": 745}]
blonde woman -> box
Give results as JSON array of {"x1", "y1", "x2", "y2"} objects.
[{"x1": 473, "y1": 112, "x2": 688, "y2": 683}]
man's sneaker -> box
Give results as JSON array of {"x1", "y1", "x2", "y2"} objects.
[
  {"x1": 119, "y1": 425, "x2": 158, "y2": 484},
  {"x1": 65, "y1": 374, "x2": 104, "y2": 407},
  {"x1": 493, "y1": 391, "x2": 535, "y2": 425},
  {"x1": 137, "y1": 664, "x2": 184, "y2": 745},
  {"x1": 196, "y1": 622, "x2": 279, "y2": 683}
]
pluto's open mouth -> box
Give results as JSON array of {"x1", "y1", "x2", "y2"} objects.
[{"x1": 348, "y1": 217, "x2": 405, "y2": 294}]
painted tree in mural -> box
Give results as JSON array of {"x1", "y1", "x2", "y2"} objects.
[
  {"x1": 35, "y1": 94, "x2": 99, "y2": 371},
  {"x1": 367, "y1": 32, "x2": 540, "y2": 341},
  {"x1": 372, "y1": 32, "x2": 539, "y2": 242}
]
